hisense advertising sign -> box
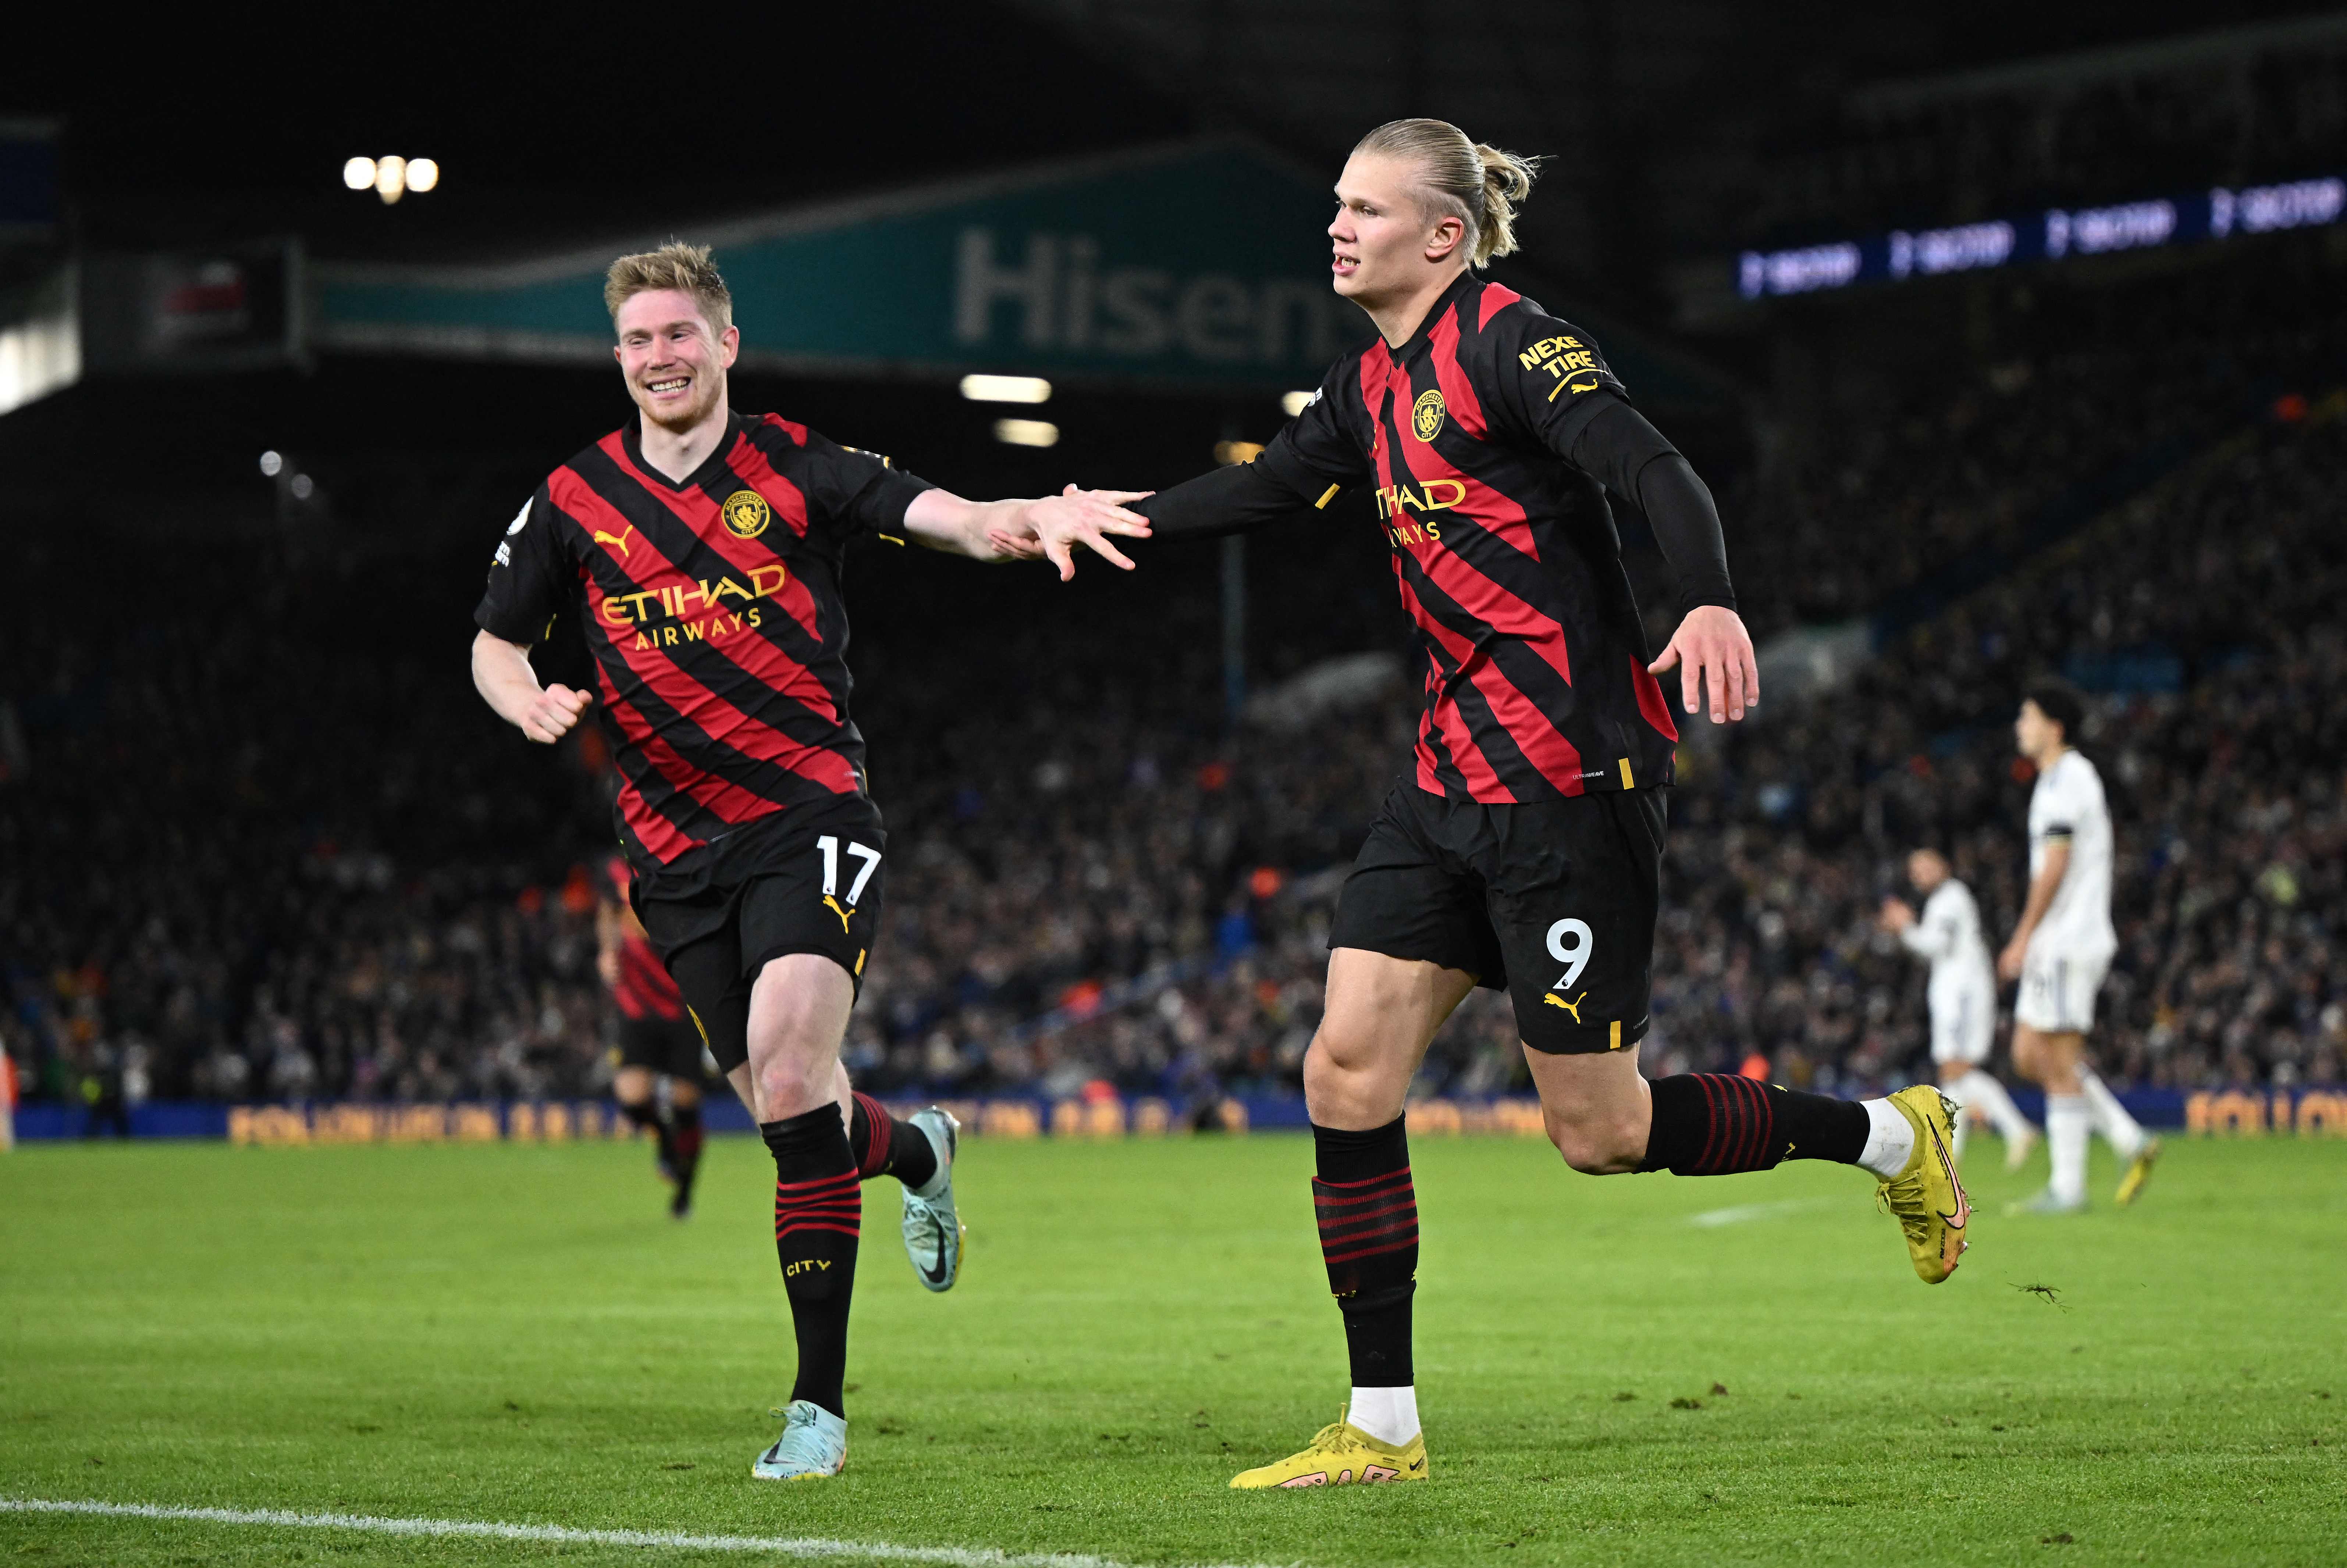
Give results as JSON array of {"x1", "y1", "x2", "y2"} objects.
[
  {"x1": 314, "y1": 138, "x2": 1723, "y2": 405},
  {"x1": 316, "y1": 140, "x2": 1357, "y2": 390}
]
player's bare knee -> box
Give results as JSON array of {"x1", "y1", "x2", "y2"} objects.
[
  {"x1": 1558, "y1": 1129, "x2": 1644, "y2": 1176},
  {"x1": 1543, "y1": 1105, "x2": 1644, "y2": 1175},
  {"x1": 2010, "y1": 1029, "x2": 2044, "y2": 1081},
  {"x1": 1305, "y1": 1022, "x2": 1376, "y2": 1081},
  {"x1": 749, "y1": 1037, "x2": 835, "y2": 1118},
  {"x1": 1302, "y1": 1030, "x2": 1402, "y2": 1127}
]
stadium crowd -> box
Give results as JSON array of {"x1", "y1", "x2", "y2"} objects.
[
  {"x1": 5, "y1": 294, "x2": 2344, "y2": 1120},
  {"x1": 851, "y1": 398, "x2": 2347, "y2": 1108},
  {"x1": 1729, "y1": 263, "x2": 2347, "y2": 633},
  {"x1": 1742, "y1": 36, "x2": 2347, "y2": 248}
]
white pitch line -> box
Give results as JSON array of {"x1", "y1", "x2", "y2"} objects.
[
  {"x1": 1685, "y1": 1196, "x2": 1837, "y2": 1228},
  {"x1": 0, "y1": 1497, "x2": 1283, "y2": 1568}
]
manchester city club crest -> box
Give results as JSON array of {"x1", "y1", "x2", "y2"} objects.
[
  {"x1": 1412, "y1": 388, "x2": 1446, "y2": 442},
  {"x1": 721, "y1": 489, "x2": 771, "y2": 539}
]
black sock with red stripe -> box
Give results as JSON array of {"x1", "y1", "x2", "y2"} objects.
[
  {"x1": 670, "y1": 1102, "x2": 704, "y2": 1205},
  {"x1": 1640, "y1": 1074, "x2": 1868, "y2": 1173},
  {"x1": 618, "y1": 1096, "x2": 678, "y2": 1170},
  {"x1": 762, "y1": 1107, "x2": 862, "y2": 1418},
  {"x1": 848, "y1": 1091, "x2": 939, "y2": 1191},
  {"x1": 1312, "y1": 1116, "x2": 1417, "y2": 1389}
]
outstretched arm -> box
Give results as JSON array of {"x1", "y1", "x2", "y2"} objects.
[
  {"x1": 1092, "y1": 372, "x2": 1367, "y2": 557},
  {"x1": 902, "y1": 485, "x2": 1153, "y2": 578},
  {"x1": 1128, "y1": 459, "x2": 1332, "y2": 541},
  {"x1": 471, "y1": 628, "x2": 593, "y2": 744}
]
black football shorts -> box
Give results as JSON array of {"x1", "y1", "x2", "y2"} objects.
[
  {"x1": 614, "y1": 1014, "x2": 708, "y2": 1080},
  {"x1": 1328, "y1": 782, "x2": 1666, "y2": 1055},
  {"x1": 632, "y1": 794, "x2": 887, "y2": 1075}
]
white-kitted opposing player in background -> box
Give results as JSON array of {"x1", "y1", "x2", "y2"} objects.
[
  {"x1": 1999, "y1": 683, "x2": 2158, "y2": 1214},
  {"x1": 1887, "y1": 849, "x2": 2037, "y2": 1169},
  {"x1": 1881, "y1": 846, "x2": 2037, "y2": 1169}
]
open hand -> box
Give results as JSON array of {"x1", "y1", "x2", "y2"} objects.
[
  {"x1": 523, "y1": 684, "x2": 593, "y2": 744},
  {"x1": 999, "y1": 484, "x2": 1155, "y2": 581},
  {"x1": 1997, "y1": 934, "x2": 2028, "y2": 983},
  {"x1": 1649, "y1": 605, "x2": 1759, "y2": 724}
]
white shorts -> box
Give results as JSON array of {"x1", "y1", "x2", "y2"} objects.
[
  {"x1": 1928, "y1": 985, "x2": 1995, "y2": 1065},
  {"x1": 2016, "y1": 945, "x2": 2112, "y2": 1034}
]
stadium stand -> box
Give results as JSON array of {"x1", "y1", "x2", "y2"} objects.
[
  {"x1": 1740, "y1": 21, "x2": 2347, "y2": 246},
  {"x1": 1726, "y1": 261, "x2": 2347, "y2": 635},
  {"x1": 4, "y1": 289, "x2": 2343, "y2": 1123}
]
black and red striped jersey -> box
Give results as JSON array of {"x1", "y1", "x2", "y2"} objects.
[
  {"x1": 1252, "y1": 271, "x2": 1684, "y2": 802},
  {"x1": 603, "y1": 857, "x2": 685, "y2": 1020},
  {"x1": 476, "y1": 410, "x2": 933, "y2": 871}
]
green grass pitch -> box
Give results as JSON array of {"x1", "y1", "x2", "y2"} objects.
[{"x1": 2, "y1": 1130, "x2": 2340, "y2": 1566}]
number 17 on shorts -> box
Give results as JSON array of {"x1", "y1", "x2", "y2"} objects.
[{"x1": 815, "y1": 833, "x2": 882, "y2": 936}]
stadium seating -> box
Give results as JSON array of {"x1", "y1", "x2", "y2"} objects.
[{"x1": 4, "y1": 288, "x2": 2342, "y2": 1120}]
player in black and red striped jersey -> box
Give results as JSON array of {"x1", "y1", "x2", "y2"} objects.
[
  {"x1": 1007, "y1": 121, "x2": 1970, "y2": 1487},
  {"x1": 597, "y1": 854, "x2": 709, "y2": 1219},
  {"x1": 471, "y1": 242, "x2": 1147, "y2": 1480}
]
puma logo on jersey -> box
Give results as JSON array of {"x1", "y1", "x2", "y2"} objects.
[
  {"x1": 593, "y1": 525, "x2": 634, "y2": 558},
  {"x1": 822, "y1": 895, "x2": 854, "y2": 933},
  {"x1": 1543, "y1": 991, "x2": 1588, "y2": 1022}
]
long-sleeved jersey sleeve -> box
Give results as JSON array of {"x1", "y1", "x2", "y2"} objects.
[
  {"x1": 1134, "y1": 359, "x2": 1371, "y2": 538},
  {"x1": 1481, "y1": 307, "x2": 1736, "y2": 614}
]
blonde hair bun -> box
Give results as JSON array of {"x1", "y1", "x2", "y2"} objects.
[{"x1": 1354, "y1": 118, "x2": 1543, "y2": 266}]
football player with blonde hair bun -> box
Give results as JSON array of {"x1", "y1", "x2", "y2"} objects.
[{"x1": 1007, "y1": 120, "x2": 1973, "y2": 1489}]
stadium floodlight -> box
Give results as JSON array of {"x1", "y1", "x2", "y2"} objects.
[
  {"x1": 346, "y1": 156, "x2": 438, "y2": 203},
  {"x1": 289, "y1": 474, "x2": 315, "y2": 500},
  {"x1": 993, "y1": 418, "x2": 1059, "y2": 448},
  {"x1": 960, "y1": 374, "x2": 1052, "y2": 404},
  {"x1": 259, "y1": 450, "x2": 283, "y2": 477},
  {"x1": 1280, "y1": 390, "x2": 1315, "y2": 417}
]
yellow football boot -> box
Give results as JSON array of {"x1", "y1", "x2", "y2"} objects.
[
  {"x1": 1875, "y1": 1086, "x2": 1970, "y2": 1284},
  {"x1": 1230, "y1": 1410, "x2": 1428, "y2": 1489},
  {"x1": 2116, "y1": 1137, "x2": 2161, "y2": 1207}
]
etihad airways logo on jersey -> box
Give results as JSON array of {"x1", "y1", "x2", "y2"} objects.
[
  {"x1": 598, "y1": 564, "x2": 789, "y2": 649},
  {"x1": 1376, "y1": 477, "x2": 1467, "y2": 545}
]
